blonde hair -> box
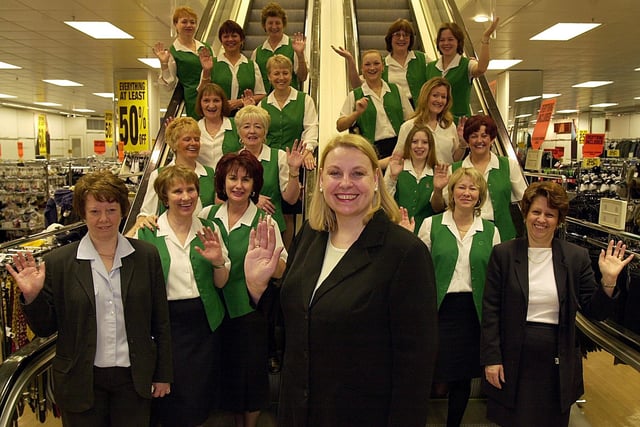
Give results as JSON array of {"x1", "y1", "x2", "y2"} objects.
[
  {"x1": 165, "y1": 117, "x2": 200, "y2": 151},
  {"x1": 235, "y1": 105, "x2": 271, "y2": 133},
  {"x1": 309, "y1": 134, "x2": 400, "y2": 231},
  {"x1": 412, "y1": 77, "x2": 454, "y2": 130},
  {"x1": 266, "y1": 54, "x2": 293, "y2": 74},
  {"x1": 447, "y1": 167, "x2": 487, "y2": 216}
]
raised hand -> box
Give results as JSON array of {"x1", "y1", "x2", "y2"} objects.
[
  {"x1": 292, "y1": 32, "x2": 306, "y2": 54},
  {"x1": 245, "y1": 217, "x2": 284, "y2": 303},
  {"x1": 355, "y1": 97, "x2": 369, "y2": 114},
  {"x1": 195, "y1": 226, "x2": 225, "y2": 266},
  {"x1": 483, "y1": 17, "x2": 500, "y2": 40},
  {"x1": 241, "y1": 89, "x2": 256, "y2": 107},
  {"x1": 433, "y1": 164, "x2": 450, "y2": 191},
  {"x1": 599, "y1": 240, "x2": 634, "y2": 287},
  {"x1": 388, "y1": 152, "x2": 404, "y2": 180},
  {"x1": 153, "y1": 42, "x2": 172, "y2": 65},
  {"x1": 6, "y1": 251, "x2": 45, "y2": 304},
  {"x1": 398, "y1": 207, "x2": 415, "y2": 233},
  {"x1": 198, "y1": 46, "x2": 213, "y2": 73},
  {"x1": 331, "y1": 45, "x2": 354, "y2": 62},
  {"x1": 287, "y1": 139, "x2": 306, "y2": 171}
]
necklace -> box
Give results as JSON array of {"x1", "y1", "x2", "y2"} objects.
[{"x1": 98, "y1": 252, "x2": 115, "y2": 259}]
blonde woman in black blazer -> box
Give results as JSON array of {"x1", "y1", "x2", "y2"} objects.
[
  {"x1": 244, "y1": 133, "x2": 438, "y2": 427},
  {"x1": 480, "y1": 181, "x2": 632, "y2": 427},
  {"x1": 7, "y1": 171, "x2": 172, "y2": 427}
]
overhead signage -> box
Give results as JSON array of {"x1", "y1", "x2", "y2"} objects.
[
  {"x1": 117, "y1": 80, "x2": 149, "y2": 152},
  {"x1": 531, "y1": 98, "x2": 556, "y2": 150}
]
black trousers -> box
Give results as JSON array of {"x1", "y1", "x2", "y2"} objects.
[{"x1": 62, "y1": 367, "x2": 150, "y2": 427}]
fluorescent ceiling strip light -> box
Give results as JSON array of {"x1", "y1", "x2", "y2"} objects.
[
  {"x1": 93, "y1": 92, "x2": 115, "y2": 99},
  {"x1": 0, "y1": 93, "x2": 17, "y2": 98},
  {"x1": 589, "y1": 103, "x2": 618, "y2": 108},
  {"x1": 34, "y1": 102, "x2": 62, "y2": 107},
  {"x1": 138, "y1": 58, "x2": 161, "y2": 68},
  {"x1": 543, "y1": 93, "x2": 561, "y2": 99},
  {"x1": 43, "y1": 79, "x2": 83, "y2": 87},
  {"x1": 0, "y1": 61, "x2": 21, "y2": 69},
  {"x1": 487, "y1": 59, "x2": 522, "y2": 70},
  {"x1": 72, "y1": 108, "x2": 95, "y2": 113},
  {"x1": 572, "y1": 81, "x2": 612, "y2": 88},
  {"x1": 515, "y1": 95, "x2": 541, "y2": 102},
  {"x1": 64, "y1": 21, "x2": 133, "y2": 39},
  {"x1": 557, "y1": 109, "x2": 579, "y2": 114},
  {"x1": 530, "y1": 23, "x2": 601, "y2": 41}
]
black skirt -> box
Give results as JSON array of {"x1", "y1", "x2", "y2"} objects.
[
  {"x1": 219, "y1": 310, "x2": 270, "y2": 412},
  {"x1": 487, "y1": 322, "x2": 570, "y2": 427},
  {"x1": 434, "y1": 292, "x2": 481, "y2": 382},
  {"x1": 151, "y1": 298, "x2": 221, "y2": 427}
]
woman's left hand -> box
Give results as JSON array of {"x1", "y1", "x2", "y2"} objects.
[
  {"x1": 245, "y1": 217, "x2": 284, "y2": 303},
  {"x1": 599, "y1": 240, "x2": 634, "y2": 286},
  {"x1": 433, "y1": 163, "x2": 450, "y2": 190},
  {"x1": 195, "y1": 226, "x2": 225, "y2": 266},
  {"x1": 483, "y1": 17, "x2": 500, "y2": 40},
  {"x1": 292, "y1": 32, "x2": 306, "y2": 55},
  {"x1": 287, "y1": 139, "x2": 306, "y2": 171}
]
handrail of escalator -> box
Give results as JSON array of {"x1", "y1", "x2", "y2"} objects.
[{"x1": 0, "y1": 335, "x2": 57, "y2": 426}]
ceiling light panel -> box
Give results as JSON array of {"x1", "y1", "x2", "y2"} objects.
[
  {"x1": 64, "y1": 21, "x2": 133, "y2": 39},
  {"x1": 530, "y1": 23, "x2": 601, "y2": 41},
  {"x1": 572, "y1": 81, "x2": 613, "y2": 88},
  {"x1": 43, "y1": 79, "x2": 83, "y2": 87}
]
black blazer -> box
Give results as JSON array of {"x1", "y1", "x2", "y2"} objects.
[
  {"x1": 480, "y1": 237, "x2": 616, "y2": 412},
  {"x1": 22, "y1": 238, "x2": 172, "y2": 412},
  {"x1": 275, "y1": 211, "x2": 438, "y2": 427}
]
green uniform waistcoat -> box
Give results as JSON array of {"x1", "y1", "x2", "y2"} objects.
[
  {"x1": 353, "y1": 83, "x2": 404, "y2": 144},
  {"x1": 170, "y1": 44, "x2": 213, "y2": 119},
  {"x1": 382, "y1": 50, "x2": 428, "y2": 102},
  {"x1": 137, "y1": 217, "x2": 225, "y2": 331},
  {"x1": 211, "y1": 58, "x2": 257, "y2": 100},
  {"x1": 430, "y1": 213, "x2": 495, "y2": 321},
  {"x1": 259, "y1": 147, "x2": 286, "y2": 231},
  {"x1": 260, "y1": 91, "x2": 305, "y2": 150},
  {"x1": 395, "y1": 171, "x2": 435, "y2": 233},
  {"x1": 254, "y1": 41, "x2": 299, "y2": 93},
  {"x1": 453, "y1": 156, "x2": 515, "y2": 241},
  {"x1": 221, "y1": 120, "x2": 242, "y2": 154},
  {"x1": 426, "y1": 56, "x2": 471, "y2": 121},
  {"x1": 206, "y1": 204, "x2": 261, "y2": 318}
]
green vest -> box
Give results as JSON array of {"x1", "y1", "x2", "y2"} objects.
[
  {"x1": 453, "y1": 156, "x2": 515, "y2": 241},
  {"x1": 382, "y1": 50, "x2": 428, "y2": 102},
  {"x1": 137, "y1": 217, "x2": 225, "y2": 331},
  {"x1": 222, "y1": 120, "x2": 242, "y2": 154},
  {"x1": 426, "y1": 56, "x2": 472, "y2": 122},
  {"x1": 211, "y1": 58, "x2": 257, "y2": 100},
  {"x1": 259, "y1": 147, "x2": 286, "y2": 231},
  {"x1": 395, "y1": 170, "x2": 435, "y2": 233},
  {"x1": 353, "y1": 83, "x2": 404, "y2": 144},
  {"x1": 206, "y1": 204, "x2": 261, "y2": 318},
  {"x1": 260, "y1": 91, "x2": 305, "y2": 150},
  {"x1": 170, "y1": 44, "x2": 213, "y2": 119},
  {"x1": 254, "y1": 40, "x2": 299, "y2": 93},
  {"x1": 155, "y1": 165, "x2": 216, "y2": 215},
  {"x1": 430, "y1": 213, "x2": 495, "y2": 321}
]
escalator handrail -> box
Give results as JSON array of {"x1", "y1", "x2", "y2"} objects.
[{"x1": 0, "y1": 335, "x2": 57, "y2": 425}]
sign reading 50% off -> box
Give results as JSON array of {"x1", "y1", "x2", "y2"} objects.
[{"x1": 117, "y1": 80, "x2": 150, "y2": 152}]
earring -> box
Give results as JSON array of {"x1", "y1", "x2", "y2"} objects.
[
  {"x1": 319, "y1": 187, "x2": 323, "y2": 193},
  {"x1": 374, "y1": 185, "x2": 378, "y2": 192}
]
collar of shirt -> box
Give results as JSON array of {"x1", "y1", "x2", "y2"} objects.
[
  {"x1": 403, "y1": 158, "x2": 434, "y2": 178},
  {"x1": 240, "y1": 145, "x2": 271, "y2": 161},
  {"x1": 266, "y1": 87, "x2": 299, "y2": 106},
  {"x1": 155, "y1": 212, "x2": 204, "y2": 245},
  {"x1": 435, "y1": 53, "x2": 462, "y2": 72},
  {"x1": 216, "y1": 51, "x2": 249, "y2": 66},
  {"x1": 77, "y1": 233, "x2": 135, "y2": 268},
  {"x1": 361, "y1": 80, "x2": 391, "y2": 97},
  {"x1": 260, "y1": 34, "x2": 290, "y2": 52},
  {"x1": 461, "y1": 151, "x2": 499, "y2": 172},
  {"x1": 166, "y1": 159, "x2": 208, "y2": 177},
  {"x1": 215, "y1": 201, "x2": 259, "y2": 232},
  {"x1": 385, "y1": 50, "x2": 417, "y2": 68},
  {"x1": 173, "y1": 38, "x2": 205, "y2": 53},
  {"x1": 441, "y1": 209, "x2": 485, "y2": 234}
]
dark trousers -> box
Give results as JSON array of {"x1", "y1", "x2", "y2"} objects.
[{"x1": 62, "y1": 367, "x2": 150, "y2": 427}]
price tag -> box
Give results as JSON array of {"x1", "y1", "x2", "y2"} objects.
[
  {"x1": 582, "y1": 157, "x2": 601, "y2": 169},
  {"x1": 606, "y1": 149, "x2": 620, "y2": 158}
]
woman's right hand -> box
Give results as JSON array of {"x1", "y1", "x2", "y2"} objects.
[
  {"x1": 485, "y1": 364, "x2": 505, "y2": 389},
  {"x1": 331, "y1": 45, "x2": 354, "y2": 62},
  {"x1": 153, "y1": 42, "x2": 172, "y2": 65},
  {"x1": 6, "y1": 252, "x2": 45, "y2": 304},
  {"x1": 433, "y1": 163, "x2": 450, "y2": 191},
  {"x1": 245, "y1": 218, "x2": 284, "y2": 304},
  {"x1": 388, "y1": 153, "x2": 404, "y2": 179},
  {"x1": 257, "y1": 195, "x2": 275, "y2": 215}
]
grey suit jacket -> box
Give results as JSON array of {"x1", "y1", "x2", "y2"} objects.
[
  {"x1": 275, "y1": 210, "x2": 438, "y2": 427},
  {"x1": 23, "y1": 237, "x2": 172, "y2": 412},
  {"x1": 480, "y1": 237, "x2": 615, "y2": 412}
]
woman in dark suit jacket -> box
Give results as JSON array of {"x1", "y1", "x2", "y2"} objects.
[
  {"x1": 244, "y1": 133, "x2": 439, "y2": 427},
  {"x1": 7, "y1": 171, "x2": 172, "y2": 427},
  {"x1": 480, "y1": 181, "x2": 633, "y2": 427}
]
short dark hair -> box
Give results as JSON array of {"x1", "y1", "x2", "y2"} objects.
[
  {"x1": 436, "y1": 22, "x2": 465, "y2": 55},
  {"x1": 153, "y1": 165, "x2": 200, "y2": 208},
  {"x1": 463, "y1": 114, "x2": 498, "y2": 142},
  {"x1": 521, "y1": 181, "x2": 569, "y2": 225},
  {"x1": 218, "y1": 20, "x2": 245, "y2": 41},
  {"x1": 385, "y1": 19, "x2": 415, "y2": 52},
  {"x1": 195, "y1": 83, "x2": 232, "y2": 119},
  {"x1": 73, "y1": 170, "x2": 130, "y2": 219},
  {"x1": 215, "y1": 151, "x2": 264, "y2": 204}
]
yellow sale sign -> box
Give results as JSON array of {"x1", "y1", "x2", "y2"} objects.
[{"x1": 117, "y1": 80, "x2": 149, "y2": 152}]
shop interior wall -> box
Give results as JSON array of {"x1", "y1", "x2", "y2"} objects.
[{"x1": 0, "y1": 107, "x2": 108, "y2": 161}]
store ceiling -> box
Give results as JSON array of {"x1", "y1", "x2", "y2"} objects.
[{"x1": 1, "y1": 0, "x2": 639, "y2": 122}]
